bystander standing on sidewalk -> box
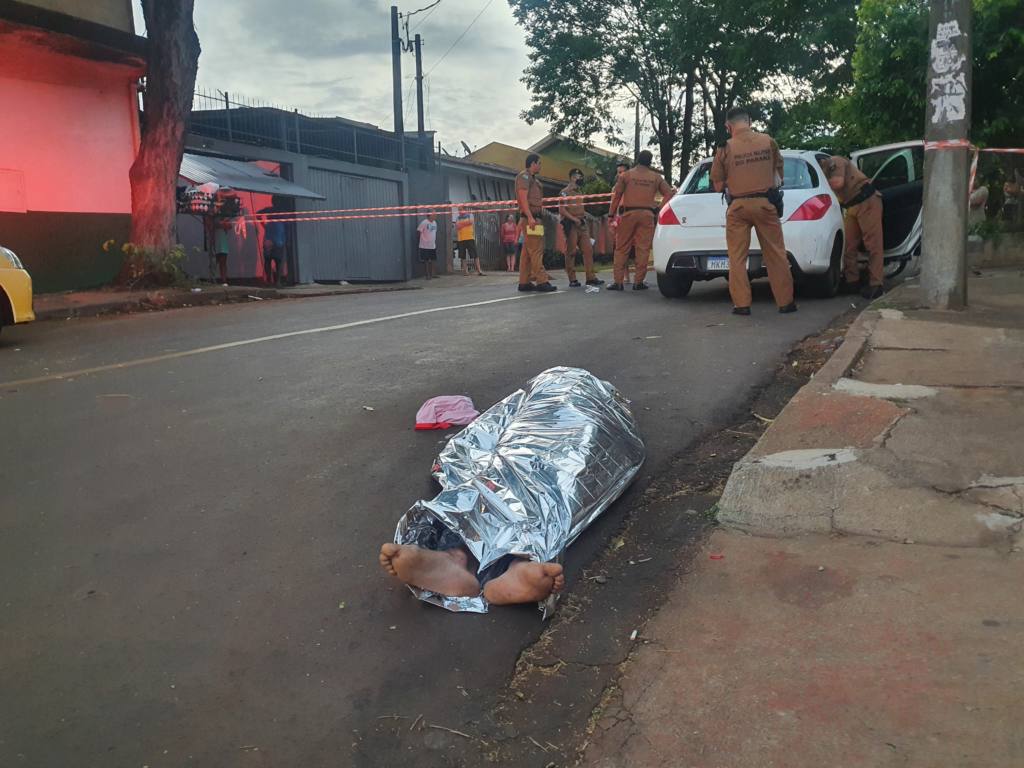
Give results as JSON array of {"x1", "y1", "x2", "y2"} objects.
[
  {"x1": 455, "y1": 206, "x2": 485, "y2": 277},
  {"x1": 501, "y1": 214, "x2": 518, "y2": 272},
  {"x1": 417, "y1": 212, "x2": 438, "y2": 280}
]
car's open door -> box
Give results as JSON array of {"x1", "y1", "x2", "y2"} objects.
[{"x1": 851, "y1": 142, "x2": 924, "y2": 272}]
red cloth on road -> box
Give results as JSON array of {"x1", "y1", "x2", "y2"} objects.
[{"x1": 415, "y1": 396, "x2": 480, "y2": 431}]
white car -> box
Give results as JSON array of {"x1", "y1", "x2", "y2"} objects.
[{"x1": 653, "y1": 145, "x2": 924, "y2": 300}]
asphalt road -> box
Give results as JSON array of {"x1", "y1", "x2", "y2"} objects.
[{"x1": 0, "y1": 275, "x2": 848, "y2": 767}]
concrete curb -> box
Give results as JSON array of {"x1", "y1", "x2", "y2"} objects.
[
  {"x1": 33, "y1": 284, "x2": 419, "y2": 322},
  {"x1": 716, "y1": 288, "x2": 906, "y2": 538}
]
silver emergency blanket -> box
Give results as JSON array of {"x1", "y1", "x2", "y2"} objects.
[{"x1": 394, "y1": 367, "x2": 646, "y2": 614}]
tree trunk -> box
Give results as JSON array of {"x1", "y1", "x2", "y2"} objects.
[
  {"x1": 680, "y1": 70, "x2": 695, "y2": 175},
  {"x1": 123, "y1": 0, "x2": 200, "y2": 281}
]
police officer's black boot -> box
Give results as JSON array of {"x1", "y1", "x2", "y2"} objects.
[
  {"x1": 586, "y1": 278, "x2": 605, "y2": 286},
  {"x1": 607, "y1": 283, "x2": 624, "y2": 292},
  {"x1": 778, "y1": 302, "x2": 799, "y2": 314},
  {"x1": 569, "y1": 280, "x2": 582, "y2": 288},
  {"x1": 535, "y1": 282, "x2": 557, "y2": 293},
  {"x1": 732, "y1": 306, "x2": 751, "y2": 316},
  {"x1": 632, "y1": 281, "x2": 649, "y2": 291},
  {"x1": 861, "y1": 284, "x2": 884, "y2": 300},
  {"x1": 518, "y1": 283, "x2": 536, "y2": 292}
]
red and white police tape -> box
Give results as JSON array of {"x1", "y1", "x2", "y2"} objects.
[
  {"x1": 253, "y1": 192, "x2": 614, "y2": 222},
  {"x1": 924, "y1": 140, "x2": 1024, "y2": 195}
]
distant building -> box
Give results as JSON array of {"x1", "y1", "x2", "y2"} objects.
[
  {"x1": 527, "y1": 134, "x2": 629, "y2": 173},
  {"x1": 0, "y1": 0, "x2": 146, "y2": 293}
]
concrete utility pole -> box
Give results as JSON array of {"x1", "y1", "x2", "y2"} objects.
[
  {"x1": 390, "y1": 5, "x2": 404, "y2": 137},
  {"x1": 414, "y1": 33, "x2": 425, "y2": 137},
  {"x1": 920, "y1": 0, "x2": 972, "y2": 309}
]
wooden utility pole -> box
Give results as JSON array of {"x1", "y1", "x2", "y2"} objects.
[
  {"x1": 414, "y1": 33, "x2": 425, "y2": 136},
  {"x1": 390, "y1": 5, "x2": 404, "y2": 137},
  {"x1": 920, "y1": 0, "x2": 972, "y2": 309},
  {"x1": 633, "y1": 101, "x2": 641, "y2": 162}
]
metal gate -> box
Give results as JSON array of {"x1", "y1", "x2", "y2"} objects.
[{"x1": 304, "y1": 168, "x2": 405, "y2": 281}]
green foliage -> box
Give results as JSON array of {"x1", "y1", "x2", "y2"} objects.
[
  {"x1": 104, "y1": 238, "x2": 186, "y2": 288},
  {"x1": 581, "y1": 176, "x2": 613, "y2": 216},
  {"x1": 969, "y1": 216, "x2": 1005, "y2": 244},
  {"x1": 820, "y1": 0, "x2": 1023, "y2": 150}
]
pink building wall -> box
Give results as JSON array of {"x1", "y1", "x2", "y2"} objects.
[{"x1": 0, "y1": 40, "x2": 140, "y2": 215}]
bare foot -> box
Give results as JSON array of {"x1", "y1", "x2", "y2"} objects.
[
  {"x1": 483, "y1": 560, "x2": 565, "y2": 605},
  {"x1": 379, "y1": 543, "x2": 480, "y2": 597}
]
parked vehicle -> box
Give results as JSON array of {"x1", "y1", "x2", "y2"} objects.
[
  {"x1": 653, "y1": 143, "x2": 924, "y2": 300},
  {"x1": 0, "y1": 246, "x2": 35, "y2": 334}
]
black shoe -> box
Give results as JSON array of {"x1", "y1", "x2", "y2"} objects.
[
  {"x1": 518, "y1": 283, "x2": 536, "y2": 292},
  {"x1": 633, "y1": 281, "x2": 649, "y2": 291},
  {"x1": 779, "y1": 302, "x2": 799, "y2": 314},
  {"x1": 586, "y1": 278, "x2": 606, "y2": 286},
  {"x1": 536, "y1": 282, "x2": 557, "y2": 293},
  {"x1": 607, "y1": 282, "x2": 625, "y2": 291},
  {"x1": 861, "y1": 284, "x2": 884, "y2": 300},
  {"x1": 569, "y1": 280, "x2": 582, "y2": 288},
  {"x1": 732, "y1": 306, "x2": 751, "y2": 316},
  {"x1": 839, "y1": 279, "x2": 861, "y2": 295}
]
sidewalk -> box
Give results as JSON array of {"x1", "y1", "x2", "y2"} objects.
[
  {"x1": 32, "y1": 281, "x2": 419, "y2": 321},
  {"x1": 581, "y1": 269, "x2": 1024, "y2": 768}
]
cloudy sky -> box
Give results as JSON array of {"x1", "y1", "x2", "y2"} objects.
[{"x1": 133, "y1": 0, "x2": 556, "y2": 153}]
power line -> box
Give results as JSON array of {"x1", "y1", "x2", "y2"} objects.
[
  {"x1": 412, "y1": 0, "x2": 442, "y2": 31},
  {"x1": 424, "y1": 0, "x2": 495, "y2": 79}
]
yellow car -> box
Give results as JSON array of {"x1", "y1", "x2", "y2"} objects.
[{"x1": 0, "y1": 246, "x2": 35, "y2": 334}]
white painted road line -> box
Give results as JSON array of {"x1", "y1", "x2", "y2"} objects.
[{"x1": 1, "y1": 293, "x2": 559, "y2": 389}]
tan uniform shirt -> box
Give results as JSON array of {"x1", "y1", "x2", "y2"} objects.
[
  {"x1": 516, "y1": 170, "x2": 543, "y2": 215},
  {"x1": 613, "y1": 166, "x2": 673, "y2": 210},
  {"x1": 560, "y1": 184, "x2": 585, "y2": 220},
  {"x1": 710, "y1": 130, "x2": 783, "y2": 197},
  {"x1": 822, "y1": 156, "x2": 870, "y2": 206}
]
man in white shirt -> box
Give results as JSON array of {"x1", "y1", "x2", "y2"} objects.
[{"x1": 417, "y1": 213, "x2": 439, "y2": 280}]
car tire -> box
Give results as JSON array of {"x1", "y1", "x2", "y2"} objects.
[
  {"x1": 805, "y1": 236, "x2": 843, "y2": 298},
  {"x1": 657, "y1": 272, "x2": 693, "y2": 299}
]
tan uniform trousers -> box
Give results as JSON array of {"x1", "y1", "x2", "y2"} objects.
[
  {"x1": 518, "y1": 233, "x2": 550, "y2": 286},
  {"x1": 844, "y1": 193, "x2": 884, "y2": 287},
  {"x1": 725, "y1": 198, "x2": 794, "y2": 308},
  {"x1": 564, "y1": 222, "x2": 596, "y2": 281},
  {"x1": 613, "y1": 209, "x2": 655, "y2": 284}
]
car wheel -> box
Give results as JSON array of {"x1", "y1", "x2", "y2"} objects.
[
  {"x1": 806, "y1": 236, "x2": 843, "y2": 298},
  {"x1": 657, "y1": 272, "x2": 693, "y2": 299}
]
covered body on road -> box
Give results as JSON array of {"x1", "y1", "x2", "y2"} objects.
[{"x1": 394, "y1": 367, "x2": 646, "y2": 614}]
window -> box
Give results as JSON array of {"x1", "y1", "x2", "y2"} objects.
[
  {"x1": 782, "y1": 158, "x2": 816, "y2": 190},
  {"x1": 685, "y1": 158, "x2": 817, "y2": 194},
  {"x1": 684, "y1": 163, "x2": 716, "y2": 194},
  {"x1": 873, "y1": 154, "x2": 911, "y2": 190}
]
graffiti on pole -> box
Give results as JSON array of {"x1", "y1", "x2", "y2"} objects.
[{"x1": 929, "y1": 19, "x2": 968, "y2": 125}]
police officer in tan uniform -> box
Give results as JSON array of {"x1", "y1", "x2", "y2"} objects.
[
  {"x1": 711, "y1": 106, "x2": 796, "y2": 315},
  {"x1": 819, "y1": 155, "x2": 884, "y2": 299},
  {"x1": 559, "y1": 168, "x2": 603, "y2": 288},
  {"x1": 607, "y1": 150, "x2": 675, "y2": 291},
  {"x1": 516, "y1": 153, "x2": 556, "y2": 293}
]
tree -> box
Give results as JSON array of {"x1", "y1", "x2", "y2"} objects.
[
  {"x1": 509, "y1": 0, "x2": 690, "y2": 183},
  {"x1": 123, "y1": 0, "x2": 201, "y2": 283},
  {"x1": 823, "y1": 0, "x2": 1021, "y2": 149},
  {"x1": 509, "y1": 0, "x2": 859, "y2": 182}
]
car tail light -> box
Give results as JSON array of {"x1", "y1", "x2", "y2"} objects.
[
  {"x1": 788, "y1": 194, "x2": 832, "y2": 222},
  {"x1": 658, "y1": 205, "x2": 681, "y2": 226}
]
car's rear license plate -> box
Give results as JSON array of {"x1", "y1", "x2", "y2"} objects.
[{"x1": 706, "y1": 257, "x2": 729, "y2": 271}]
